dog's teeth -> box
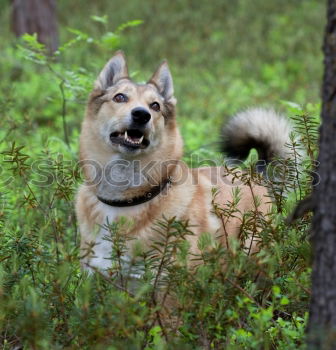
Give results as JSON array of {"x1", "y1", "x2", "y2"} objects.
[{"x1": 122, "y1": 130, "x2": 143, "y2": 146}]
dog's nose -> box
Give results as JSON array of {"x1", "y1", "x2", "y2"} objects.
[{"x1": 131, "y1": 107, "x2": 151, "y2": 125}]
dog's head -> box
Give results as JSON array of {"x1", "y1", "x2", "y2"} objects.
[{"x1": 85, "y1": 51, "x2": 178, "y2": 158}]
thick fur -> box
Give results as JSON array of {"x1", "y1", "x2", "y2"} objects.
[
  {"x1": 75, "y1": 52, "x2": 291, "y2": 275},
  {"x1": 222, "y1": 108, "x2": 293, "y2": 164}
]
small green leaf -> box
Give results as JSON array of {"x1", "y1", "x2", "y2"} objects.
[
  {"x1": 91, "y1": 15, "x2": 108, "y2": 24},
  {"x1": 280, "y1": 297, "x2": 290, "y2": 305}
]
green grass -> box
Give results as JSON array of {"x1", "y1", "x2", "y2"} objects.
[{"x1": 0, "y1": 1, "x2": 324, "y2": 348}]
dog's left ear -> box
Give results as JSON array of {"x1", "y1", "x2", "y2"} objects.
[
  {"x1": 95, "y1": 51, "x2": 129, "y2": 89},
  {"x1": 148, "y1": 61, "x2": 176, "y2": 104}
]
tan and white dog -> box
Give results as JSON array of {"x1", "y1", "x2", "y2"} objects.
[{"x1": 75, "y1": 51, "x2": 292, "y2": 274}]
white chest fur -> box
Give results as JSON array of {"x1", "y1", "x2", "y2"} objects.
[{"x1": 84, "y1": 201, "x2": 146, "y2": 278}]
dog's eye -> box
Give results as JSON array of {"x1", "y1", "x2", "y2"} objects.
[
  {"x1": 150, "y1": 102, "x2": 160, "y2": 112},
  {"x1": 113, "y1": 93, "x2": 128, "y2": 103}
]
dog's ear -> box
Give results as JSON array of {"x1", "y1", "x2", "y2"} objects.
[
  {"x1": 95, "y1": 51, "x2": 129, "y2": 89},
  {"x1": 148, "y1": 61, "x2": 175, "y2": 103}
]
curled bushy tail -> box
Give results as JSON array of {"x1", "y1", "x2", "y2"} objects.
[{"x1": 221, "y1": 108, "x2": 293, "y2": 165}]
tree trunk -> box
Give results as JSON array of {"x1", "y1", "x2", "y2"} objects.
[
  {"x1": 307, "y1": 0, "x2": 336, "y2": 349},
  {"x1": 11, "y1": 0, "x2": 58, "y2": 53}
]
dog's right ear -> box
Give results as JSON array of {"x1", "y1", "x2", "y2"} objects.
[{"x1": 95, "y1": 51, "x2": 129, "y2": 89}]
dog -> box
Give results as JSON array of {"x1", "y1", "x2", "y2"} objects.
[{"x1": 75, "y1": 51, "x2": 293, "y2": 275}]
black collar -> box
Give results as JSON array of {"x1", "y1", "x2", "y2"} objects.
[{"x1": 97, "y1": 177, "x2": 172, "y2": 207}]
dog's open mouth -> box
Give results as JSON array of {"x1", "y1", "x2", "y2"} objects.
[{"x1": 110, "y1": 129, "x2": 150, "y2": 150}]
